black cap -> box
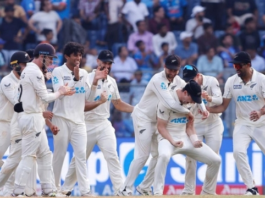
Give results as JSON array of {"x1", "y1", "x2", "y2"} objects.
[
  {"x1": 165, "y1": 55, "x2": 180, "y2": 70},
  {"x1": 229, "y1": 51, "x2": 251, "y2": 64},
  {"x1": 33, "y1": 43, "x2": 57, "y2": 58},
  {"x1": 10, "y1": 51, "x2": 30, "y2": 65},
  {"x1": 98, "y1": 50, "x2": 114, "y2": 63},
  {"x1": 183, "y1": 65, "x2": 198, "y2": 82},
  {"x1": 184, "y1": 80, "x2": 202, "y2": 104},
  {"x1": 4, "y1": 5, "x2": 14, "y2": 12}
]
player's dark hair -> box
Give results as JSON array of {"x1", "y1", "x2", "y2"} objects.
[
  {"x1": 40, "y1": 0, "x2": 49, "y2": 11},
  {"x1": 158, "y1": 23, "x2": 167, "y2": 31},
  {"x1": 118, "y1": 46, "x2": 126, "y2": 54},
  {"x1": 161, "y1": 42, "x2": 169, "y2": 48},
  {"x1": 244, "y1": 17, "x2": 254, "y2": 25},
  {"x1": 63, "y1": 42, "x2": 84, "y2": 57},
  {"x1": 153, "y1": 6, "x2": 162, "y2": 14},
  {"x1": 136, "y1": 20, "x2": 144, "y2": 27},
  {"x1": 203, "y1": 22, "x2": 212, "y2": 31}
]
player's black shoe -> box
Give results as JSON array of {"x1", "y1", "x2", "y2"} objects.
[{"x1": 245, "y1": 187, "x2": 259, "y2": 195}]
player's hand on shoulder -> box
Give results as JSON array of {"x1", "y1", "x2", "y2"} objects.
[
  {"x1": 99, "y1": 91, "x2": 108, "y2": 104},
  {"x1": 50, "y1": 125, "x2": 60, "y2": 135},
  {"x1": 172, "y1": 141, "x2": 183, "y2": 148},
  {"x1": 43, "y1": 111, "x2": 53, "y2": 120},
  {"x1": 193, "y1": 140, "x2": 203, "y2": 148},
  {"x1": 250, "y1": 110, "x2": 261, "y2": 122}
]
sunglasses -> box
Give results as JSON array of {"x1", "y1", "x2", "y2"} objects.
[
  {"x1": 233, "y1": 63, "x2": 244, "y2": 70},
  {"x1": 184, "y1": 65, "x2": 194, "y2": 70}
]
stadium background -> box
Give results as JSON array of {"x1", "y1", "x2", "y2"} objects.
[{"x1": 1, "y1": 0, "x2": 265, "y2": 195}]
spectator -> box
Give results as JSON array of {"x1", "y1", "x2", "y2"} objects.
[
  {"x1": 51, "y1": 0, "x2": 70, "y2": 20},
  {"x1": 127, "y1": 20, "x2": 153, "y2": 54},
  {"x1": 133, "y1": 40, "x2": 155, "y2": 80},
  {"x1": 218, "y1": 23, "x2": 242, "y2": 50},
  {"x1": 111, "y1": 109, "x2": 133, "y2": 137},
  {"x1": 239, "y1": 17, "x2": 260, "y2": 51},
  {"x1": 80, "y1": 54, "x2": 92, "y2": 72},
  {"x1": 28, "y1": 0, "x2": 62, "y2": 44},
  {"x1": 152, "y1": 24, "x2": 177, "y2": 57},
  {"x1": 1, "y1": 0, "x2": 27, "y2": 23},
  {"x1": 122, "y1": 0, "x2": 149, "y2": 32},
  {"x1": 0, "y1": 39, "x2": 7, "y2": 72},
  {"x1": 157, "y1": 42, "x2": 169, "y2": 69},
  {"x1": 185, "y1": 5, "x2": 211, "y2": 39},
  {"x1": 129, "y1": 70, "x2": 148, "y2": 106},
  {"x1": 197, "y1": 47, "x2": 223, "y2": 80},
  {"x1": 218, "y1": 34, "x2": 238, "y2": 68},
  {"x1": 78, "y1": 0, "x2": 101, "y2": 30},
  {"x1": 175, "y1": 31, "x2": 198, "y2": 66},
  {"x1": 112, "y1": 46, "x2": 138, "y2": 82},
  {"x1": 200, "y1": 0, "x2": 225, "y2": 30},
  {"x1": 149, "y1": 6, "x2": 170, "y2": 34},
  {"x1": 160, "y1": 0, "x2": 187, "y2": 30},
  {"x1": 0, "y1": 6, "x2": 28, "y2": 63},
  {"x1": 20, "y1": 0, "x2": 35, "y2": 19},
  {"x1": 104, "y1": 0, "x2": 124, "y2": 49},
  {"x1": 51, "y1": 43, "x2": 63, "y2": 66},
  {"x1": 40, "y1": 29, "x2": 53, "y2": 44},
  {"x1": 226, "y1": 0, "x2": 258, "y2": 26},
  {"x1": 246, "y1": 46, "x2": 265, "y2": 73},
  {"x1": 197, "y1": 22, "x2": 218, "y2": 55}
]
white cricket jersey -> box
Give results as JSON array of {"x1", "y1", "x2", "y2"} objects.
[
  {"x1": 157, "y1": 89, "x2": 189, "y2": 138},
  {"x1": 19, "y1": 62, "x2": 60, "y2": 114},
  {"x1": 134, "y1": 70, "x2": 189, "y2": 122},
  {"x1": 191, "y1": 75, "x2": 223, "y2": 124},
  {"x1": 223, "y1": 69, "x2": 265, "y2": 127},
  {"x1": 84, "y1": 70, "x2": 120, "y2": 123},
  {"x1": 52, "y1": 64, "x2": 92, "y2": 124},
  {"x1": 0, "y1": 71, "x2": 19, "y2": 122}
]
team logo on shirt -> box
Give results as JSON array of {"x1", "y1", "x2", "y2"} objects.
[
  {"x1": 108, "y1": 94, "x2": 112, "y2": 101},
  {"x1": 159, "y1": 109, "x2": 164, "y2": 114},
  {"x1": 97, "y1": 85, "x2": 101, "y2": 89},
  {"x1": 250, "y1": 83, "x2": 257, "y2": 89},
  {"x1": 108, "y1": 84, "x2": 111, "y2": 88},
  {"x1": 203, "y1": 99, "x2": 207, "y2": 104},
  {"x1": 170, "y1": 117, "x2": 188, "y2": 124},
  {"x1": 21, "y1": 73, "x2": 25, "y2": 79},
  {"x1": 80, "y1": 76, "x2": 84, "y2": 80},
  {"x1": 53, "y1": 76, "x2": 59, "y2": 84},
  {"x1": 94, "y1": 95, "x2": 100, "y2": 101},
  {"x1": 4, "y1": 83, "x2": 10, "y2": 87},
  {"x1": 139, "y1": 129, "x2": 146, "y2": 134},
  {"x1": 237, "y1": 95, "x2": 258, "y2": 102},
  {"x1": 161, "y1": 82, "x2": 167, "y2": 90},
  {"x1": 75, "y1": 86, "x2": 85, "y2": 94},
  {"x1": 233, "y1": 85, "x2": 242, "y2": 89},
  {"x1": 171, "y1": 85, "x2": 177, "y2": 90},
  {"x1": 63, "y1": 76, "x2": 71, "y2": 81},
  {"x1": 37, "y1": 76, "x2": 42, "y2": 80},
  {"x1": 203, "y1": 86, "x2": 208, "y2": 91}
]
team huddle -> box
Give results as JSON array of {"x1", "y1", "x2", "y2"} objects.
[{"x1": 0, "y1": 41, "x2": 264, "y2": 197}]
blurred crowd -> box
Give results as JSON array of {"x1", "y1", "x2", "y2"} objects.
[{"x1": 1, "y1": 0, "x2": 265, "y2": 137}]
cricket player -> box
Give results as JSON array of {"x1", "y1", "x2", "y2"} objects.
[
  {"x1": 61, "y1": 50, "x2": 134, "y2": 196},
  {"x1": 207, "y1": 51, "x2": 265, "y2": 195},
  {"x1": 0, "y1": 52, "x2": 30, "y2": 165},
  {"x1": 153, "y1": 80, "x2": 221, "y2": 195},
  {"x1": 51, "y1": 42, "x2": 107, "y2": 196},
  {"x1": 181, "y1": 65, "x2": 224, "y2": 195},
  {"x1": 12, "y1": 43, "x2": 74, "y2": 196},
  {"x1": 120, "y1": 55, "x2": 197, "y2": 196}
]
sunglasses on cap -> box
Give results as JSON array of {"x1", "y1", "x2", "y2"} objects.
[{"x1": 184, "y1": 65, "x2": 194, "y2": 70}]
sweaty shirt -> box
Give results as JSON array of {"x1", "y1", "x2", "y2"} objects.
[
  {"x1": 134, "y1": 70, "x2": 189, "y2": 122},
  {"x1": 0, "y1": 71, "x2": 19, "y2": 122},
  {"x1": 223, "y1": 69, "x2": 265, "y2": 127},
  {"x1": 52, "y1": 64, "x2": 92, "y2": 124}
]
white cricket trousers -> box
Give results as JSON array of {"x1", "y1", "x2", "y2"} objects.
[
  {"x1": 233, "y1": 124, "x2": 265, "y2": 189},
  {"x1": 154, "y1": 136, "x2": 221, "y2": 195},
  {"x1": 0, "y1": 121, "x2": 11, "y2": 165},
  {"x1": 122, "y1": 112, "x2": 157, "y2": 193},
  {"x1": 183, "y1": 118, "x2": 224, "y2": 194},
  {"x1": 14, "y1": 113, "x2": 54, "y2": 195},
  {"x1": 62, "y1": 120, "x2": 123, "y2": 194},
  {"x1": 52, "y1": 116, "x2": 89, "y2": 195}
]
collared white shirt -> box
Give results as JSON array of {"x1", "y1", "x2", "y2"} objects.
[
  {"x1": 52, "y1": 64, "x2": 92, "y2": 124},
  {"x1": 251, "y1": 55, "x2": 265, "y2": 72},
  {"x1": 191, "y1": 75, "x2": 223, "y2": 124},
  {"x1": 223, "y1": 69, "x2": 265, "y2": 127},
  {"x1": 134, "y1": 70, "x2": 189, "y2": 122},
  {"x1": 84, "y1": 70, "x2": 120, "y2": 123},
  {"x1": 20, "y1": 62, "x2": 60, "y2": 114},
  {"x1": 0, "y1": 71, "x2": 19, "y2": 122}
]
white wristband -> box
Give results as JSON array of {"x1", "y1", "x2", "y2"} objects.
[
  {"x1": 198, "y1": 102, "x2": 206, "y2": 112},
  {"x1": 190, "y1": 134, "x2": 199, "y2": 143}
]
